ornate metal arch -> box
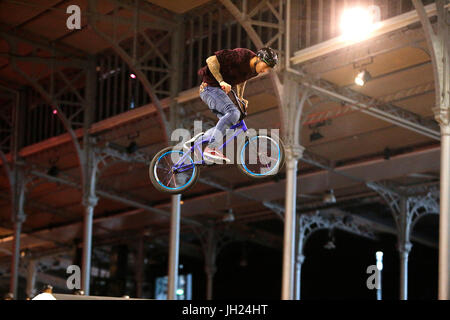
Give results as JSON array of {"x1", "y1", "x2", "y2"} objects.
[
  {"x1": 367, "y1": 181, "x2": 402, "y2": 231},
  {"x1": 297, "y1": 211, "x2": 376, "y2": 254},
  {"x1": 407, "y1": 187, "x2": 440, "y2": 237},
  {"x1": 368, "y1": 181, "x2": 440, "y2": 242}
]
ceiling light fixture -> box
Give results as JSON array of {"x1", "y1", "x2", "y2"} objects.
[
  {"x1": 324, "y1": 229, "x2": 336, "y2": 250},
  {"x1": 309, "y1": 130, "x2": 324, "y2": 142},
  {"x1": 126, "y1": 141, "x2": 138, "y2": 154},
  {"x1": 47, "y1": 165, "x2": 60, "y2": 177},
  {"x1": 355, "y1": 70, "x2": 372, "y2": 86},
  {"x1": 222, "y1": 209, "x2": 235, "y2": 222},
  {"x1": 323, "y1": 189, "x2": 337, "y2": 204}
]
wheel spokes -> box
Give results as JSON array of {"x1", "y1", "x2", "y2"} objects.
[
  {"x1": 154, "y1": 151, "x2": 195, "y2": 189},
  {"x1": 243, "y1": 137, "x2": 281, "y2": 175},
  {"x1": 156, "y1": 164, "x2": 170, "y2": 172}
]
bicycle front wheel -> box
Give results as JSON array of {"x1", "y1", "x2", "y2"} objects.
[
  {"x1": 237, "y1": 134, "x2": 285, "y2": 179},
  {"x1": 149, "y1": 147, "x2": 200, "y2": 194}
]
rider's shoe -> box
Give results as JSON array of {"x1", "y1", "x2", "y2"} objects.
[
  {"x1": 203, "y1": 147, "x2": 231, "y2": 164},
  {"x1": 183, "y1": 132, "x2": 204, "y2": 152}
]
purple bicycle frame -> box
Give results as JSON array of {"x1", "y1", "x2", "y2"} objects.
[{"x1": 173, "y1": 119, "x2": 248, "y2": 173}]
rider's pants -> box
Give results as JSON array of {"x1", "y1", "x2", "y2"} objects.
[{"x1": 199, "y1": 82, "x2": 241, "y2": 149}]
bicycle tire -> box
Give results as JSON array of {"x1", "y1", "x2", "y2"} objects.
[
  {"x1": 149, "y1": 147, "x2": 200, "y2": 194},
  {"x1": 236, "y1": 133, "x2": 285, "y2": 179}
]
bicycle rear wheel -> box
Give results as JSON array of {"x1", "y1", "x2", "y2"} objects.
[
  {"x1": 237, "y1": 134, "x2": 285, "y2": 179},
  {"x1": 149, "y1": 147, "x2": 200, "y2": 194}
]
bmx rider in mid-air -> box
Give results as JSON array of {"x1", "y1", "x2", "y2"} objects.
[{"x1": 195, "y1": 47, "x2": 278, "y2": 163}]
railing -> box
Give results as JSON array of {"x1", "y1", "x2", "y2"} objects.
[
  {"x1": 94, "y1": 53, "x2": 153, "y2": 122},
  {"x1": 25, "y1": 89, "x2": 84, "y2": 146}
]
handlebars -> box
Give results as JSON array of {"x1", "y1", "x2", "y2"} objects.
[{"x1": 230, "y1": 89, "x2": 247, "y2": 120}]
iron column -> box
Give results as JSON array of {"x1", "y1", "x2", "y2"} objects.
[
  {"x1": 167, "y1": 194, "x2": 181, "y2": 300},
  {"x1": 10, "y1": 214, "x2": 24, "y2": 299},
  {"x1": 81, "y1": 195, "x2": 97, "y2": 295},
  {"x1": 282, "y1": 145, "x2": 303, "y2": 299},
  {"x1": 438, "y1": 123, "x2": 450, "y2": 299},
  {"x1": 294, "y1": 253, "x2": 305, "y2": 300},
  {"x1": 204, "y1": 228, "x2": 217, "y2": 300},
  {"x1": 26, "y1": 259, "x2": 37, "y2": 299},
  {"x1": 10, "y1": 169, "x2": 26, "y2": 299},
  {"x1": 398, "y1": 196, "x2": 412, "y2": 300}
]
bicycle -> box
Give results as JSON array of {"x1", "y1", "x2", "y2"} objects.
[{"x1": 149, "y1": 89, "x2": 285, "y2": 194}]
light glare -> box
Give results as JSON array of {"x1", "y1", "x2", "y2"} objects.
[
  {"x1": 355, "y1": 76, "x2": 365, "y2": 86},
  {"x1": 355, "y1": 70, "x2": 372, "y2": 86},
  {"x1": 340, "y1": 7, "x2": 375, "y2": 42},
  {"x1": 376, "y1": 251, "x2": 383, "y2": 270}
]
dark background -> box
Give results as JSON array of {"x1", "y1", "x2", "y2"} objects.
[
  {"x1": 170, "y1": 227, "x2": 438, "y2": 300},
  {"x1": 7, "y1": 218, "x2": 437, "y2": 300}
]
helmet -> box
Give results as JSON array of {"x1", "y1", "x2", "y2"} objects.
[{"x1": 256, "y1": 47, "x2": 278, "y2": 68}]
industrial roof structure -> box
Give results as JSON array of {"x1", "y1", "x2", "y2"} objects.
[{"x1": 0, "y1": 0, "x2": 448, "y2": 300}]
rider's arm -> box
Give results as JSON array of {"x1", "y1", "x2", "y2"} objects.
[
  {"x1": 206, "y1": 55, "x2": 231, "y2": 93},
  {"x1": 236, "y1": 81, "x2": 247, "y2": 99},
  {"x1": 236, "y1": 81, "x2": 248, "y2": 111},
  {"x1": 206, "y1": 55, "x2": 224, "y2": 84}
]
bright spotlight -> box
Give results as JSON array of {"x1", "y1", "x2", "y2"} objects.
[
  {"x1": 355, "y1": 70, "x2": 372, "y2": 86},
  {"x1": 176, "y1": 289, "x2": 184, "y2": 295},
  {"x1": 376, "y1": 251, "x2": 383, "y2": 271},
  {"x1": 340, "y1": 7, "x2": 376, "y2": 42},
  {"x1": 130, "y1": 73, "x2": 137, "y2": 79}
]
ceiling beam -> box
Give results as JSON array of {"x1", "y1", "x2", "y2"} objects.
[
  {"x1": 289, "y1": 70, "x2": 441, "y2": 141},
  {"x1": 27, "y1": 168, "x2": 203, "y2": 227},
  {"x1": 6, "y1": 0, "x2": 70, "y2": 30},
  {"x1": 301, "y1": 27, "x2": 429, "y2": 75},
  {"x1": 109, "y1": 0, "x2": 176, "y2": 31},
  {"x1": 0, "y1": 23, "x2": 88, "y2": 58},
  {"x1": 0, "y1": 53, "x2": 87, "y2": 68}
]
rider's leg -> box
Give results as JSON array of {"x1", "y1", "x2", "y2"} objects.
[
  {"x1": 203, "y1": 106, "x2": 240, "y2": 147},
  {"x1": 199, "y1": 86, "x2": 240, "y2": 151}
]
